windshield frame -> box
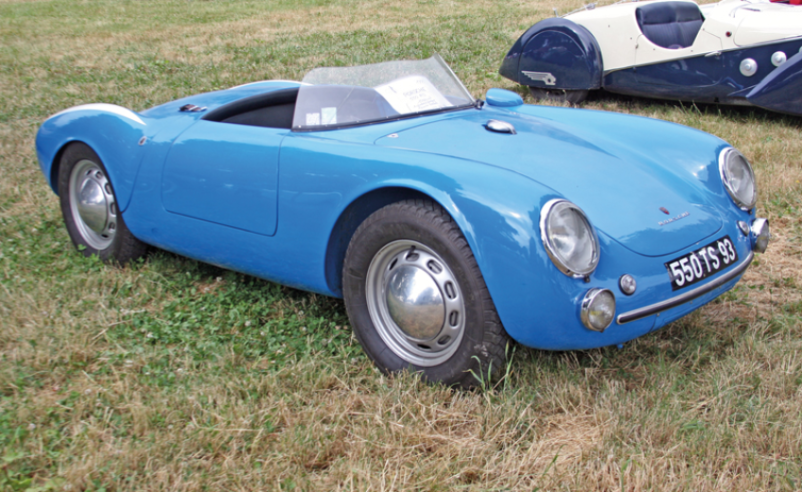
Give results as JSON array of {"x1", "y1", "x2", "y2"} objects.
[{"x1": 291, "y1": 54, "x2": 476, "y2": 132}]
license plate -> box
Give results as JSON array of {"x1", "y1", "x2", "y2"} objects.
[{"x1": 665, "y1": 235, "x2": 739, "y2": 291}]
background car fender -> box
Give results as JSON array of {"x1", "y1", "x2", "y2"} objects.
[
  {"x1": 499, "y1": 18, "x2": 603, "y2": 91},
  {"x1": 746, "y1": 50, "x2": 802, "y2": 117},
  {"x1": 35, "y1": 104, "x2": 149, "y2": 212}
]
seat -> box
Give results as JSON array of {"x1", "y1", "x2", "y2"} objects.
[
  {"x1": 636, "y1": 1, "x2": 704, "y2": 49},
  {"x1": 203, "y1": 87, "x2": 299, "y2": 129}
]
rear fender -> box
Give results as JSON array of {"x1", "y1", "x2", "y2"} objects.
[
  {"x1": 747, "y1": 50, "x2": 802, "y2": 117},
  {"x1": 499, "y1": 18, "x2": 603, "y2": 91},
  {"x1": 35, "y1": 104, "x2": 149, "y2": 211}
]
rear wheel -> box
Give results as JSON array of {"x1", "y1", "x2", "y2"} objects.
[
  {"x1": 342, "y1": 199, "x2": 509, "y2": 388},
  {"x1": 57, "y1": 142, "x2": 147, "y2": 264},
  {"x1": 529, "y1": 87, "x2": 589, "y2": 105}
]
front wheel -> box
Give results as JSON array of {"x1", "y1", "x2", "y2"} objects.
[
  {"x1": 342, "y1": 199, "x2": 509, "y2": 388},
  {"x1": 57, "y1": 142, "x2": 147, "y2": 265},
  {"x1": 529, "y1": 87, "x2": 589, "y2": 105}
]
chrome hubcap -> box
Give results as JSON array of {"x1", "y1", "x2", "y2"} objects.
[
  {"x1": 386, "y1": 265, "x2": 445, "y2": 340},
  {"x1": 366, "y1": 240, "x2": 465, "y2": 367},
  {"x1": 69, "y1": 159, "x2": 117, "y2": 250}
]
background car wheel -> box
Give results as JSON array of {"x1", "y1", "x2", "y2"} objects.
[
  {"x1": 529, "y1": 87, "x2": 589, "y2": 105},
  {"x1": 57, "y1": 142, "x2": 147, "y2": 265},
  {"x1": 343, "y1": 199, "x2": 509, "y2": 388}
]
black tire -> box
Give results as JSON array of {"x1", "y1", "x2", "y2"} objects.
[
  {"x1": 529, "y1": 87, "x2": 589, "y2": 105},
  {"x1": 57, "y1": 142, "x2": 147, "y2": 265},
  {"x1": 342, "y1": 199, "x2": 509, "y2": 388}
]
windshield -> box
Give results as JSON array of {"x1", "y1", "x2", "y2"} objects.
[{"x1": 292, "y1": 54, "x2": 475, "y2": 131}]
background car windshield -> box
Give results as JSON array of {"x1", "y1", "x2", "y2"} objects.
[{"x1": 292, "y1": 54, "x2": 475, "y2": 130}]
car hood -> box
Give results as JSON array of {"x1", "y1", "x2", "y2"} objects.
[
  {"x1": 702, "y1": 0, "x2": 802, "y2": 47},
  {"x1": 375, "y1": 108, "x2": 724, "y2": 257}
]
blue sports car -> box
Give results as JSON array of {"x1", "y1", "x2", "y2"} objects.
[{"x1": 36, "y1": 55, "x2": 770, "y2": 387}]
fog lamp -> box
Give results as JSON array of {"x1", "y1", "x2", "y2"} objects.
[
  {"x1": 751, "y1": 218, "x2": 770, "y2": 253},
  {"x1": 580, "y1": 288, "x2": 616, "y2": 332}
]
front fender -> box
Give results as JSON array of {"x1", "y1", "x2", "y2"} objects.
[
  {"x1": 35, "y1": 104, "x2": 149, "y2": 211},
  {"x1": 378, "y1": 166, "x2": 660, "y2": 350},
  {"x1": 500, "y1": 18, "x2": 603, "y2": 91},
  {"x1": 343, "y1": 164, "x2": 573, "y2": 348},
  {"x1": 297, "y1": 136, "x2": 621, "y2": 348}
]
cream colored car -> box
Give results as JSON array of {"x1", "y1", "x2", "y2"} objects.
[{"x1": 500, "y1": 0, "x2": 802, "y2": 114}]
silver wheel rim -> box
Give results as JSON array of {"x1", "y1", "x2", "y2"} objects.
[
  {"x1": 68, "y1": 159, "x2": 117, "y2": 250},
  {"x1": 366, "y1": 240, "x2": 466, "y2": 367}
]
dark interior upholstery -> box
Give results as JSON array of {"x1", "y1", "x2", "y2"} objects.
[
  {"x1": 203, "y1": 87, "x2": 299, "y2": 129},
  {"x1": 636, "y1": 1, "x2": 704, "y2": 49}
]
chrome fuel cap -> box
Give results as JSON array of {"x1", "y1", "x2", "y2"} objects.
[{"x1": 485, "y1": 119, "x2": 516, "y2": 134}]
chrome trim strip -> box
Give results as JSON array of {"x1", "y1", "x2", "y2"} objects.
[{"x1": 616, "y1": 251, "x2": 754, "y2": 325}]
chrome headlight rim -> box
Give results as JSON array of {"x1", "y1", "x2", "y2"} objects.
[
  {"x1": 539, "y1": 198, "x2": 600, "y2": 278},
  {"x1": 719, "y1": 147, "x2": 757, "y2": 211}
]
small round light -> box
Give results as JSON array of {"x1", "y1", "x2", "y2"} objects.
[
  {"x1": 751, "y1": 218, "x2": 770, "y2": 254},
  {"x1": 619, "y1": 274, "x2": 637, "y2": 295},
  {"x1": 719, "y1": 148, "x2": 757, "y2": 211},
  {"x1": 738, "y1": 221, "x2": 749, "y2": 236},
  {"x1": 740, "y1": 58, "x2": 758, "y2": 77},
  {"x1": 540, "y1": 199, "x2": 600, "y2": 278},
  {"x1": 771, "y1": 51, "x2": 787, "y2": 67},
  {"x1": 581, "y1": 288, "x2": 616, "y2": 332}
]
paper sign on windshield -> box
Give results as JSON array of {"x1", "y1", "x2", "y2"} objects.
[{"x1": 375, "y1": 76, "x2": 452, "y2": 114}]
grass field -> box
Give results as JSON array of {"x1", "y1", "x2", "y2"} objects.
[{"x1": 1, "y1": 0, "x2": 802, "y2": 490}]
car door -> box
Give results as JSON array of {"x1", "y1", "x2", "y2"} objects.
[{"x1": 160, "y1": 120, "x2": 285, "y2": 236}]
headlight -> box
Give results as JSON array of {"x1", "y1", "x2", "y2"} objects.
[
  {"x1": 540, "y1": 199, "x2": 600, "y2": 278},
  {"x1": 719, "y1": 148, "x2": 757, "y2": 211}
]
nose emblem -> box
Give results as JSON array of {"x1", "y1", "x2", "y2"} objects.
[{"x1": 660, "y1": 207, "x2": 670, "y2": 215}]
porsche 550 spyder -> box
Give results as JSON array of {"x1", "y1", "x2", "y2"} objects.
[
  {"x1": 500, "y1": 0, "x2": 802, "y2": 114},
  {"x1": 36, "y1": 55, "x2": 770, "y2": 387}
]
